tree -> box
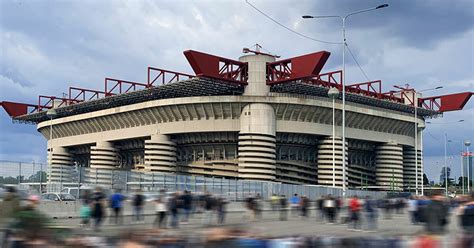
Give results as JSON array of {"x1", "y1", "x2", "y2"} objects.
[
  {"x1": 27, "y1": 171, "x2": 48, "y2": 183},
  {"x1": 423, "y1": 173, "x2": 429, "y2": 185}
]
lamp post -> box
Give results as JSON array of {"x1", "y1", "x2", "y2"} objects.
[
  {"x1": 303, "y1": 3, "x2": 389, "y2": 197},
  {"x1": 445, "y1": 134, "x2": 450, "y2": 197},
  {"x1": 46, "y1": 109, "x2": 57, "y2": 188},
  {"x1": 328, "y1": 87, "x2": 340, "y2": 187},
  {"x1": 408, "y1": 86, "x2": 443, "y2": 195},
  {"x1": 466, "y1": 140, "x2": 472, "y2": 192}
]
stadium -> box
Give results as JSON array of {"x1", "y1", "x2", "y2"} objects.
[{"x1": 1, "y1": 47, "x2": 472, "y2": 191}]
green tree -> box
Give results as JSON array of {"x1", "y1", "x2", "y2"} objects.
[{"x1": 27, "y1": 171, "x2": 48, "y2": 183}]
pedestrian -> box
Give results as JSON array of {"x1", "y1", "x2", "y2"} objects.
[
  {"x1": 91, "y1": 187, "x2": 106, "y2": 231},
  {"x1": 364, "y1": 196, "x2": 377, "y2": 231},
  {"x1": 79, "y1": 200, "x2": 91, "y2": 228},
  {"x1": 300, "y1": 196, "x2": 310, "y2": 218},
  {"x1": 180, "y1": 190, "x2": 192, "y2": 224},
  {"x1": 424, "y1": 193, "x2": 449, "y2": 235},
  {"x1": 325, "y1": 195, "x2": 337, "y2": 223},
  {"x1": 316, "y1": 196, "x2": 324, "y2": 221},
  {"x1": 408, "y1": 196, "x2": 418, "y2": 224},
  {"x1": 0, "y1": 186, "x2": 20, "y2": 225},
  {"x1": 154, "y1": 196, "x2": 167, "y2": 228},
  {"x1": 271, "y1": 194, "x2": 279, "y2": 211},
  {"x1": 217, "y1": 196, "x2": 228, "y2": 224},
  {"x1": 290, "y1": 193, "x2": 300, "y2": 217},
  {"x1": 254, "y1": 193, "x2": 262, "y2": 220},
  {"x1": 245, "y1": 194, "x2": 255, "y2": 221},
  {"x1": 168, "y1": 192, "x2": 180, "y2": 228},
  {"x1": 202, "y1": 192, "x2": 215, "y2": 226},
  {"x1": 349, "y1": 195, "x2": 361, "y2": 230},
  {"x1": 132, "y1": 189, "x2": 145, "y2": 223},
  {"x1": 109, "y1": 189, "x2": 125, "y2": 224},
  {"x1": 279, "y1": 195, "x2": 288, "y2": 221}
]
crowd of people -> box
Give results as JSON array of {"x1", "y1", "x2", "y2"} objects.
[{"x1": 2, "y1": 185, "x2": 474, "y2": 247}]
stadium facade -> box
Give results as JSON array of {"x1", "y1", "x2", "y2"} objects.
[{"x1": 1, "y1": 48, "x2": 472, "y2": 191}]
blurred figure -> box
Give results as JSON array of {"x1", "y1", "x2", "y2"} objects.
[
  {"x1": 323, "y1": 195, "x2": 336, "y2": 224},
  {"x1": 202, "y1": 192, "x2": 215, "y2": 226},
  {"x1": 300, "y1": 196, "x2": 310, "y2": 218},
  {"x1": 132, "y1": 189, "x2": 145, "y2": 223},
  {"x1": 279, "y1": 195, "x2": 288, "y2": 221},
  {"x1": 349, "y1": 195, "x2": 361, "y2": 231},
  {"x1": 217, "y1": 196, "x2": 228, "y2": 225},
  {"x1": 424, "y1": 193, "x2": 449, "y2": 235},
  {"x1": 181, "y1": 190, "x2": 192, "y2": 224},
  {"x1": 245, "y1": 194, "x2": 255, "y2": 221},
  {"x1": 254, "y1": 193, "x2": 263, "y2": 220},
  {"x1": 9, "y1": 195, "x2": 49, "y2": 242},
  {"x1": 0, "y1": 186, "x2": 20, "y2": 227},
  {"x1": 91, "y1": 187, "x2": 106, "y2": 231},
  {"x1": 271, "y1": 194, "x2": 279, "y2": 211},
  {"x1": 290, "y1": 193, "x2": 300, "y2": 217},
  {"x1": 109, "y1": 189, "x2": 125, "y2": 224},
  {"x1": 408, "y1": 196, "x2": 418, "y2": 224},
  {"x1": 364, "y1": 196, "x2": 377, "y2": 231},
  {"x1": 316, "y1": 196, "x2": 324, "y2": 221},
  {"x1": 79, "y1": 199, "x2": 91, "y2": 228},
  {"x1": 154, "y1": 196, "x2": 167, "y2": 228},
  {"x1": 169, "y1": 192, "x2": 180, "y2": 228}
]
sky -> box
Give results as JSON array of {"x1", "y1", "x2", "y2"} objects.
[{"x1": 0, "y1": 0, "x2": 473, "y2": 182}]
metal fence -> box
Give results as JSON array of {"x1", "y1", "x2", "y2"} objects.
[{"x1": 1, "y1": 160, "x2": 387, "y2": 200}]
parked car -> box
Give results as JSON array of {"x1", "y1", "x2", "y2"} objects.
[{"x1": 41, "y1": 193, "x2": 76, "y2": 202}]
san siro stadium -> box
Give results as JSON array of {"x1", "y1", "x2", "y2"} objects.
[{"x1": 1, "y1": 47, "x2": 472, "y2": 191}]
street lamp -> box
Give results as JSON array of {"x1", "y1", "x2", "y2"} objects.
[
  {"x1": 303, "y1": 3, "x2": 389, "y2": 197},
  {"x1": 445, "y1": 134, "x2": 451, "y2": 197},
  {"x1": 414, "y1": 86, "x2": 443, "y2": 196},
  {"x1": 466, "y1": 140, "x2": 472, "y2": 192},
  {"x1": 46, "y1": 109, "x2": 57, "y2": 189},
  {"x1": 328, "y1": 87, "x2": 340, "y2": 187}
]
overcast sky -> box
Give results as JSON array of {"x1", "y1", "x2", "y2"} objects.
[{"x1": 1, "y1": 0, "x2": 473, "y2": 182}]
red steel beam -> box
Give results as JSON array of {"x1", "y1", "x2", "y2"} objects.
[
  {"x1": 305, "y1": 70, "x2": 342, "y2": 89},
  {"x1": 419, "y1": 92, "x2": 473, "y2": 112},
  {"x1": 38, "y1": 95, "x2": 82, "y2": 111},
  {"x1": 347, "y1": 80, "x2": 382, "y2": 98},
  {"x1": 183, "y1": 50, "x2": 248, "y2": 85},
  {"x1": 69, "y1": 87, "x2": 106, "y2": 102},
  {"x1": 104, "y1": 78, "x2": 148, "y2": 96},
  {"x1": 0, "y1": 101, "x2": 40, "y2": 117},
  {"x1": 266, "y1": 51, "x2": 330, "y2": 85},
  {"x1": 147, "y1": 67, "x2": 194, "y2": 87}
]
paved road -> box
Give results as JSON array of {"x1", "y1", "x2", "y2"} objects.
[{"x1": 50, "y1": 208, "x2": 463, "y2": 239}]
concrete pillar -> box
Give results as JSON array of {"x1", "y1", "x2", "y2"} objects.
[
  {"x1": 239, "y1": 54, "x2": 275, "y2": 96},
  {"x1": 376, "y1": 142, "x2": 403, "y2": 190},
  {"x1": 48, "y1": 146, "x2": 74, "y2": 183},
  {"x1": 403, "y1": 146, "x2": 423, "y2": 191},
  {"x1": 238, "y1": 103, "x2": 276, "y2": 180},
  {"x1": 317, "y1": 136, "x2": 347, "y2": 187},
  {"x1": 144, "y1": 134, "x2": 176, "y2": 173},
  {"x1": 89, "y1": 141, "x2": 118, "y2": 185}
]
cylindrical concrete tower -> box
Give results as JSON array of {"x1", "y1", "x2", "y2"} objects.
[
  {"x1": 376, "y1": 142, "x2": 404, "y2": 190},
  {"x1": 238, "y1": 103, "x2": 276, "y2": 180},
  {"x1": 317, "y1": 136, "x2": 347, "y2": 187},
  {"x1": 237, "y1": 53, "x2": 277, "y2": 180},
  {"x1": 48, "y1": 146, "x2": 74, "y2": 183},
  {"x1": 403, "y1": 146, "x2": 423, "y2": 190},
  {"x1": 89, "y1": 141, "x2": 118, "y2": 184},
  {"x1": 144, "y1": 134, "x2": 176, "y2": 173},
  {"x1": 239, "y1": 54, "x2": 275, "y2": 96}
]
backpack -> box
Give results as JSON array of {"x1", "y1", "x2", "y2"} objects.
[{"x1": 80, "y1": 205, "x2": 91, "y2": 218}]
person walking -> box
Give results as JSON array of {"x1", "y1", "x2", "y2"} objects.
[
  {"x1": 290, "y1": 193, "x2": 300, "y2": 217},
  {"x1": 408, "y1": 196, "x2": 418, "y2": 224},
  {"x1": 132, "y1": 189, "x2": 145, "y2": 223},
  {"x1": 168, "y1": 192, "x2": 180, "y2": 228},
  {"x1": 180, "y1": 190, "x2": 192, "y2": 224},
  {"x1": 154, "y1": 196, "x2": 167, "y2": 228},
  {"x1": 91, "y1": 187, "x2": 106, "y2": 231},
  {"x1": 202, "y1": 192, "x2": 215, "y2": 226},
  {"x1": 279, "y1": 195, "x2": 288, "y2": 221},
  {"x1": 425, "y1": 193, "x2": 449, "y2": 235},
  {"x1": 323, "y1": 195, "x2": 336, "y2": 224},
  {"x1": 109, "y1": 189, "x2": 125, "y2": 225},
  {"x1": 217, "y1": 196, "x2": 228, "y2": 225},
  {"x1": 364, "y1": 196, "x2": 377, "y2": 231},
  {"x1": 349, "y1": 195, "x2": 361, "y2": 231},
  {"x1": 300, "y1": 196, "x2": 310, "y2": 218}
]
